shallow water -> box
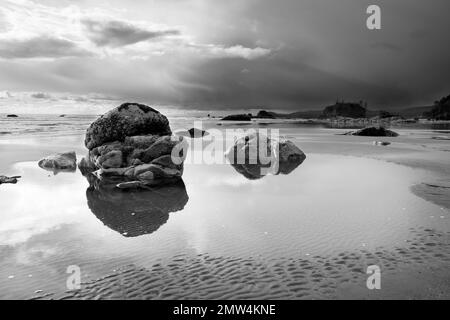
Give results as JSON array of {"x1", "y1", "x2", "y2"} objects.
[
  {"x1": 1, "y1": 115, "x2": 449, "y2": 299},
  {"x1": 0, "y1": 150, "x2": 449, "y2": 299}
]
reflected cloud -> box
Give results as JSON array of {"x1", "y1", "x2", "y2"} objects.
[{"x1": 84, "y1": 174, "x2": 189, "y2": 237}]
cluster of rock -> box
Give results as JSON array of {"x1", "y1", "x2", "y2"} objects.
[
  {"x1": 0, "y1": 175, "x2": 21, "y2": 184},
  {"x1": 79, "y1": 103, "x2": 187, "y2": 189},
  {"x1": 225, "y1": 132, "x2": 306, "y2": 180}
]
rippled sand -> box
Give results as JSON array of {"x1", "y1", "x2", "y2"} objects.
[
  {"x1": 1, "y1": 124, "x2": 449, "y2": 300},
  {"x1": 32, "y1": 228, "x2": 450, "y2": 300}
]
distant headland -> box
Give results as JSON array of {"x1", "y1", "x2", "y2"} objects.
[{"x1": 221, "y1": 94, "x2": 450, "y2": 122}]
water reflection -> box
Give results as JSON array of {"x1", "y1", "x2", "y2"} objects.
[
  {"x1": 230, "y1": 160, "x2": 304, "y2": 180},
  {"x1": 84, "y1": 174, "x2": 189, "y2": 237},
  {"x1": 229, "y1": 151, "x2": 306, "y2": 180}
]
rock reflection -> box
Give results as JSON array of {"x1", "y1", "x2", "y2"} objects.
[
  {"x1": 230, "y1": 160, "x2": 304, "y2": 180},
  {"x1": 84, "y1": 174, "x2": 189, "y2": 237}
]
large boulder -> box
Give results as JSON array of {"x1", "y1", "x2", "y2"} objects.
[
  {"x1": 225, "y1": 133, "x2": 306, "y2": 179},
  {"x1": 80, "y1": 103, "x2": 187, "y2": 188},
  {"x1": 85, "y1": 102, "x2": 172, "y2": 150},
  {"x1": 38, "y1": 152, "x2": 77, "y2": 172}
]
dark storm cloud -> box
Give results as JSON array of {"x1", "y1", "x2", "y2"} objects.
[
  {"x1": 0, "y1": 36, "x2": 92, "y2": 59},
  {"x1": 81, "y1": 18, "x2": 180, "y2": 47},
  {"x1": 1, "y1": 0, "x2": 450, "y2": 111}
]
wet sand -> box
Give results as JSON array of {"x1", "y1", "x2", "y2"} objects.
[{"x1": 1, "y1": 125, "x2": 449, "y2": 300}]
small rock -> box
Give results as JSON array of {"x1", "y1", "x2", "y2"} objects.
[
  {"x1": 350, "y1": 126, "x2": 399, "y2": 137},
  {"x1": 176, "y1": 128, "x2": 209, "y2": 138},
  {"x1": 0, "y1": 175, "x2": 21, "y2": 184},
  {"x1": 373, "y1": 141, "x2": 391, "y2": 146},
  {"x1": 38, "y1": 151, "x2": 77, "y2": 172}
]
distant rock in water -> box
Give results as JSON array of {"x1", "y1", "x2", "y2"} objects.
[
  {"x1": 254, "y1": 110, "x2": 276, "y2": 119},
  {"x1": 221, "y1": 114, "x2": 252, "y2": 121},
  {"x1": 84, "y1": 174, "x2": 188, "y2": 237},
  {"x1": 225, "y1": 133, "x2": 306, "y2": 180},
  {"x1": 350, "y1": 127, "x2": 399, "y2": 137},
  {"x1": 321, "y1": 102, "x2": 366, "y2": 119},
  {"x1": 38, "y1": 152, "x2": 77, "y2": 173},
  {"x1": 6, "y1": 114, "x2": 18, "y2": 118},
  {"x1": 176, "y1": 128, "x2": 209, "y2": 138},
  {"x1": 80, "y1": 103, "x2": 187, "y2": 187},
  {"x1": 0, "y1": 175, "x2": 21, "y2": 184}
]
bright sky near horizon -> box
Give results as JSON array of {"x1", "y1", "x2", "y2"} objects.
[{"x1": 0, "y1": 0, "x2": 449, "y2": 113}]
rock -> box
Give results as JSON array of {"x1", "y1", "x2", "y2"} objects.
[
  {"x1": 78, "y1": 156, "x2": 97, "y2": 175},
  {"x1": 255, "y1": 110, "x2": 276, "y2": 119},
  {"x1": 373, "y1": 141, "x2": 391, "y2": 146},
  {"x1": 84, "y1": 102, "x2": 172, "y2": 150},
  {"x1": 0, "y1": 175, "x2": 21, "y2": 184},
  {"x1": 176, "y1": 128, "x2": 209, "y2": 138},
  {"x1": 97, "y1": 150, "x2": 123, "y2": 169},
  {"x1": 84, "y1": 176, "x2": 189, "y2": 237},
  {"x1": 278, "y1": 140, "x2": 307, "y2": 174},
  {"x1": 221, "y1": 114, "x2": 252, "y2": 121},
  {"x1": 6, "y1": 114, "x2": 18, "y2": 118},
  {"x1": 81, "y1": 104, "x2": 187, "y2": 188},
  {"x1": 225, "y1": 133, "x2": 306, "y2": 179},
  {"x1": 38, "y1": 152, "x2": 77, "y2": 172},
  {"x1": 141, "y1": 136, "x2": 182, "y2": 163},
  {"x1": 351, "y1": 127, "x2": 399, "y2": 137}
]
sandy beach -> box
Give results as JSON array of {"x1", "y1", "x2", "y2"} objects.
[{"x1": 1, "y1": 119, "x2": 449, "y2": 300}]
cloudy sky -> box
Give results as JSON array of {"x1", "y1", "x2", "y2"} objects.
[{"x1": 0, "y1": 0, "x2": 449, "y2": 112}]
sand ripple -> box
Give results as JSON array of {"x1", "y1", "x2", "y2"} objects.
[{"x1": 32, "y1": 227, "x2": 450, "y2": 300}]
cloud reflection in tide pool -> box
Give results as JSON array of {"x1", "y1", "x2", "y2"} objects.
[{"x1": 0, "y1": 154, "x2": 448, "y2": 298}]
